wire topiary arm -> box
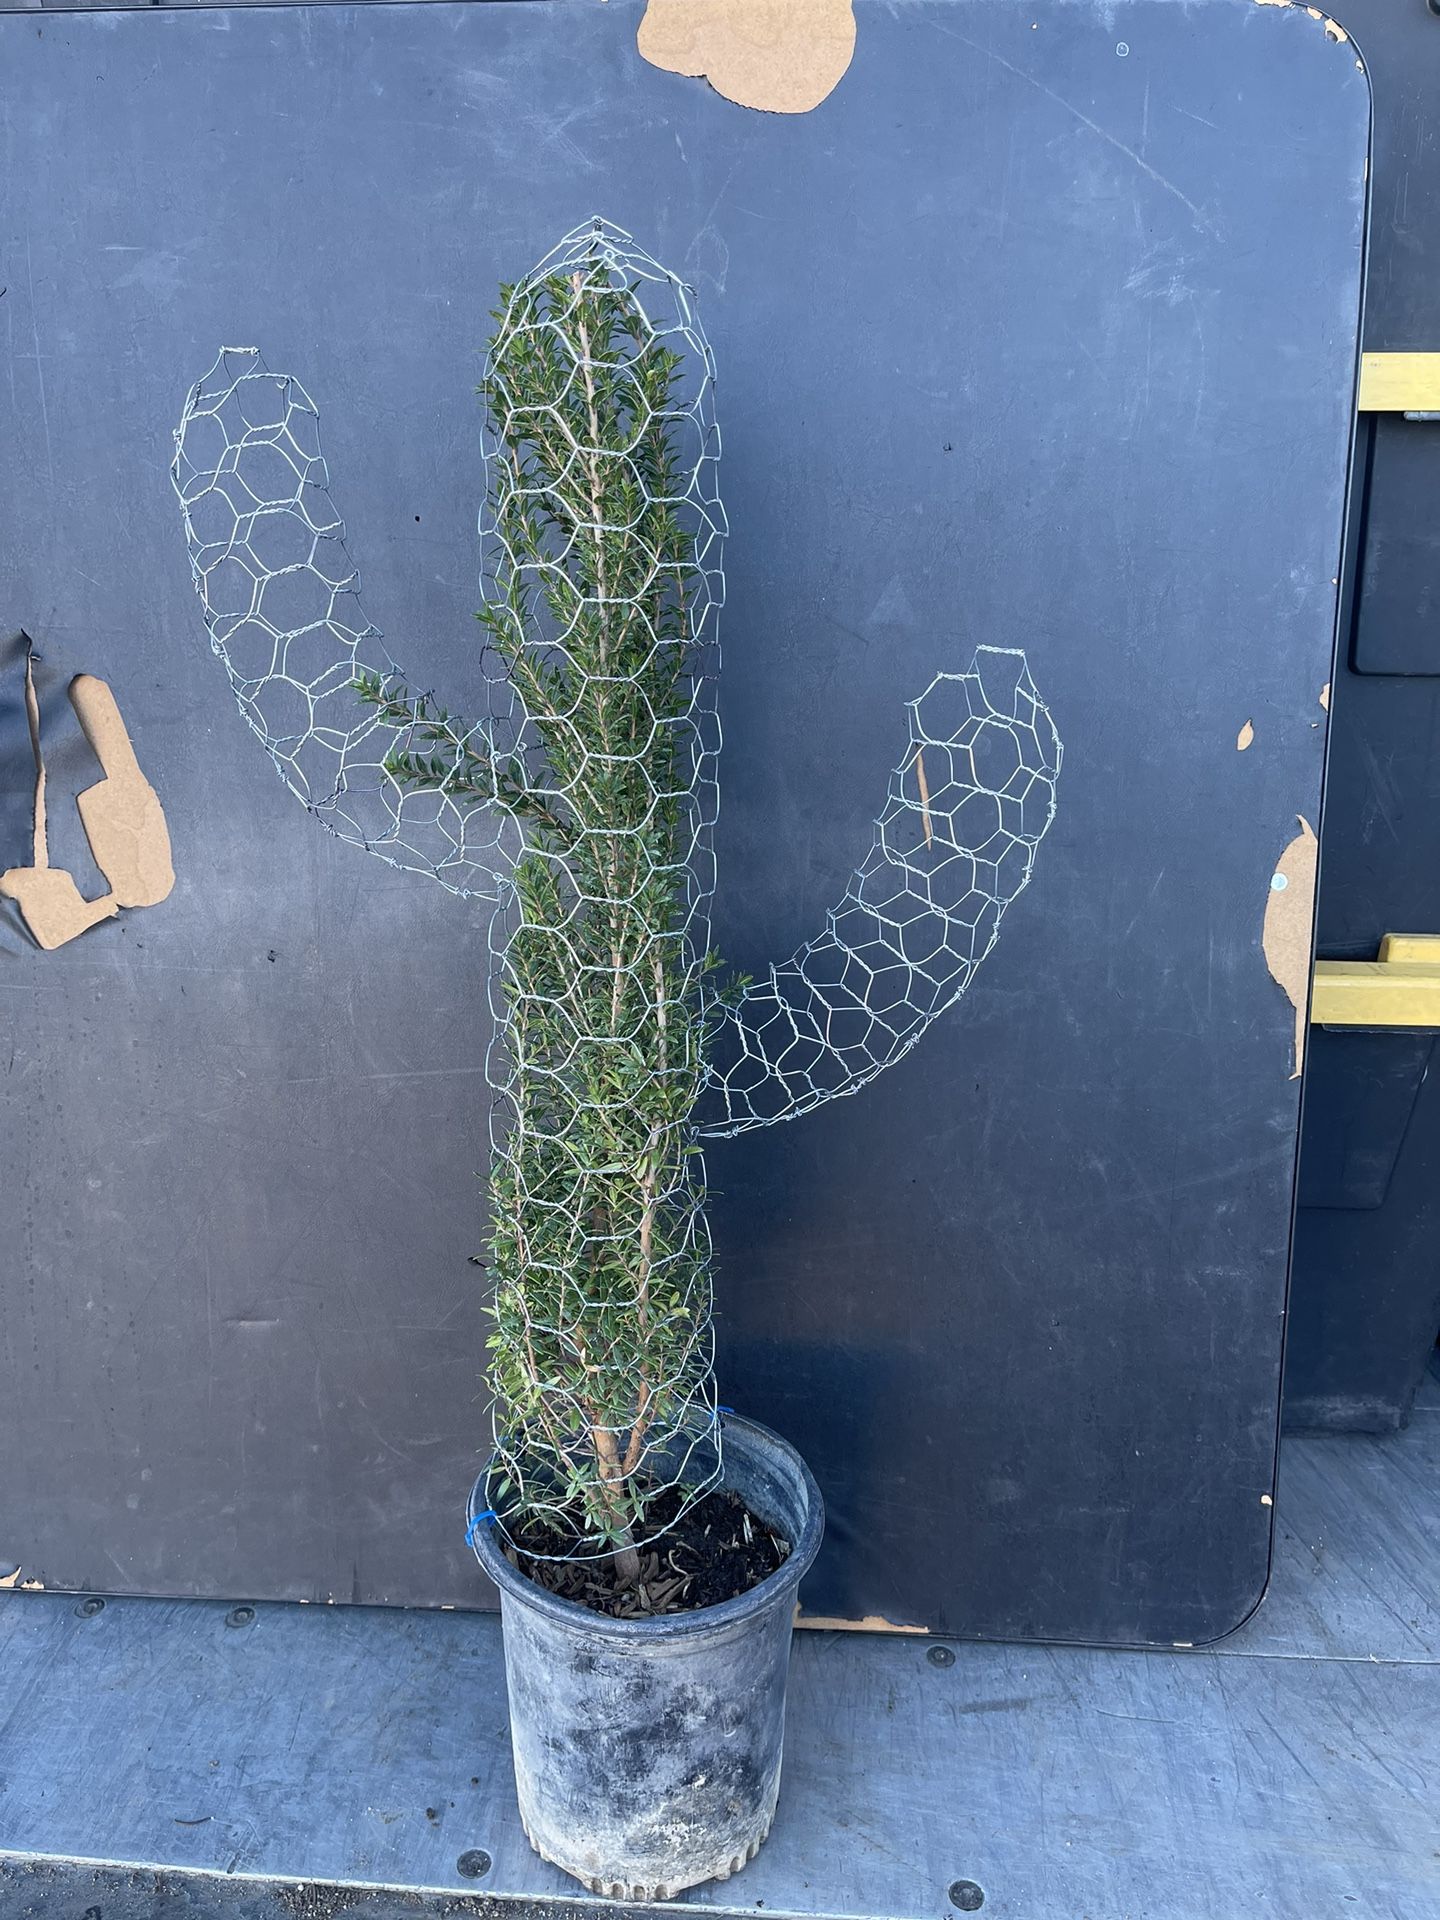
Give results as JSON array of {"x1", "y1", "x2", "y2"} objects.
[
  {"x1": 173, "y1": 349, "x2": 532, "y2": 899},
  {"x1": 697, "y1": 645, "x2": 1062, "y2": 1137},
  {"x1": 172, "y1": 312, "x2": 1061, "y2": 1115}
]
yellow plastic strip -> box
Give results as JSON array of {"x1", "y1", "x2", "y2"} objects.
[
  {"x1": 1312, "y1": 935, "x2": 1440, "y2": 1028},
  {"x1": 1357, "y1": 352, "x2": 1440, "y2": 413}
]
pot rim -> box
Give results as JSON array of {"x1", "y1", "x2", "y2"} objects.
[{"x1": 467, "y1": 1412, "x2": 824, "y2": 1642}]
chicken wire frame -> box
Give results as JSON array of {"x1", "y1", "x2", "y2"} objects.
[{"x1": 172, "y1": 216, "x2": 1062, "y2": 1568}]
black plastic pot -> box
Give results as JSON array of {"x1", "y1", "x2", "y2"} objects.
[{"x1": 471, "y1": 1414, "x2": 824, "y2": 1901}]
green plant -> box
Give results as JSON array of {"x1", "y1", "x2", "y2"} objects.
[{"x1": 357, "y1": 251, "x2": 727, "y2": 1578}]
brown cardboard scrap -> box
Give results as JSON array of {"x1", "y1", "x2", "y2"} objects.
[
  {"x1": 1262, "y1": 815, "x2": 1318, "y2": 1080},
  {"x1": 1237, "y1": 719, "x2": 1254, "y2": 751},
  {"x1": 638, "y1": 0, "x2": 856, "y2": 113},
  {"x1": 0, "y1": 647, "x2": 119, "y2": 949},
  {"x1": 71, "y1": 674, "x2": 175, "y2": 909},
  {"x1": 0, "y1": 650, "x2": 173, "y2": 950},
  {"x1": 0, "y1": 867, "x2": 119, "y2": 949},
  {"x1": 797, "y1": 1610, "x2": 927, "y2": 1634}
]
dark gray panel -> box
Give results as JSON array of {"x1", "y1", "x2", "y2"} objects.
[
  {"x1": 0, "y1": 0, "x2": 1366, "y2": 1641},
  {"x1": 1288, "y1": 1037, "x2": 1440, "y2": 1433},
  {"x1": 1352, "y1": 418, "x2": 1440, "y2": 676},
  {"x1": 1338, "y1": 0, "x2": 1440, "y2": 350},
  {"x1": 1286, "y1": 0, "x2": 1440, "y2": 1436},
  {"x1": 1296, "y1": 1029, "x2": 1431, "y2": 1210}
]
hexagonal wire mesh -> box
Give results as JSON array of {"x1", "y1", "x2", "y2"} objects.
[{"x1": 172, "y1": 217, "x2": 1062, "y2": 1564}]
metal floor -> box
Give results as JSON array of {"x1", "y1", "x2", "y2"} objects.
[{"x1": 1, "y1": 1368, "x2": 1437, "y2": 1920}]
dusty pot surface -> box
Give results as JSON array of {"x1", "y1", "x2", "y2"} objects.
[{"x1": 471, "y1": 1414, "x2": 824, "y2": 1901}]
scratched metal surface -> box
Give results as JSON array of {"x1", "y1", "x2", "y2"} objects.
[
  {"x1": 0, "y1": 0, "x2": 1367, "y2": 1639},
  {"x1": 1, "y1": 1416, "x2": 1438, "y2": 1919}
]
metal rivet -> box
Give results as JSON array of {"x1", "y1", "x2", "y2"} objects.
[
  {"x1": 75, "y1": 1596, "x2": 105, "y2": 1619},
  {"x1": 457, "y1": 1849, "x2": 492, "y2": 1879},
  {"x1": 949, "y1": 1882, "x2": 985, "y2": 1911},
  {"x1": 927, "y1": 1644, "x2": 956, "y2": 1668},
  {"x1": 225, "y1": 1605, "x2": 256, "y2": 1629}
]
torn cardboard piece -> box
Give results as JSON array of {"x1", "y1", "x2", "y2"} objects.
[
  {"x1": 71, "y1": 674, "x2": 175, "y2": 908},
  {"x1": 0, "y1": 865, "x2": 118, "y2": 950},
  {"x1": 798, "y1": 1610, "x2": 927, "y2": 1634},
  {"x1": 1262, "y1": 815, "x2": 1318, "y2": 1080},
  {"x1": 638, "y1": 0, "x2": 856, "y2": 113},
  {"x1": 0, "y1": 642, "x2": 119, "y2": 948},
  {"x1": 0, "y1": 639, "x2": 173, "y2": 950}
]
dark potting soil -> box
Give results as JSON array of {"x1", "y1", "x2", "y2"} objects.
[{"x1": 504, "y1": 1484, "x2": 790, "y2": 1620}]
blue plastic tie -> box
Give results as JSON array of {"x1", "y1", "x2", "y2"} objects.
[{"x1": 465, "y1": 1510, "x2": 498, "y2": 1549}]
